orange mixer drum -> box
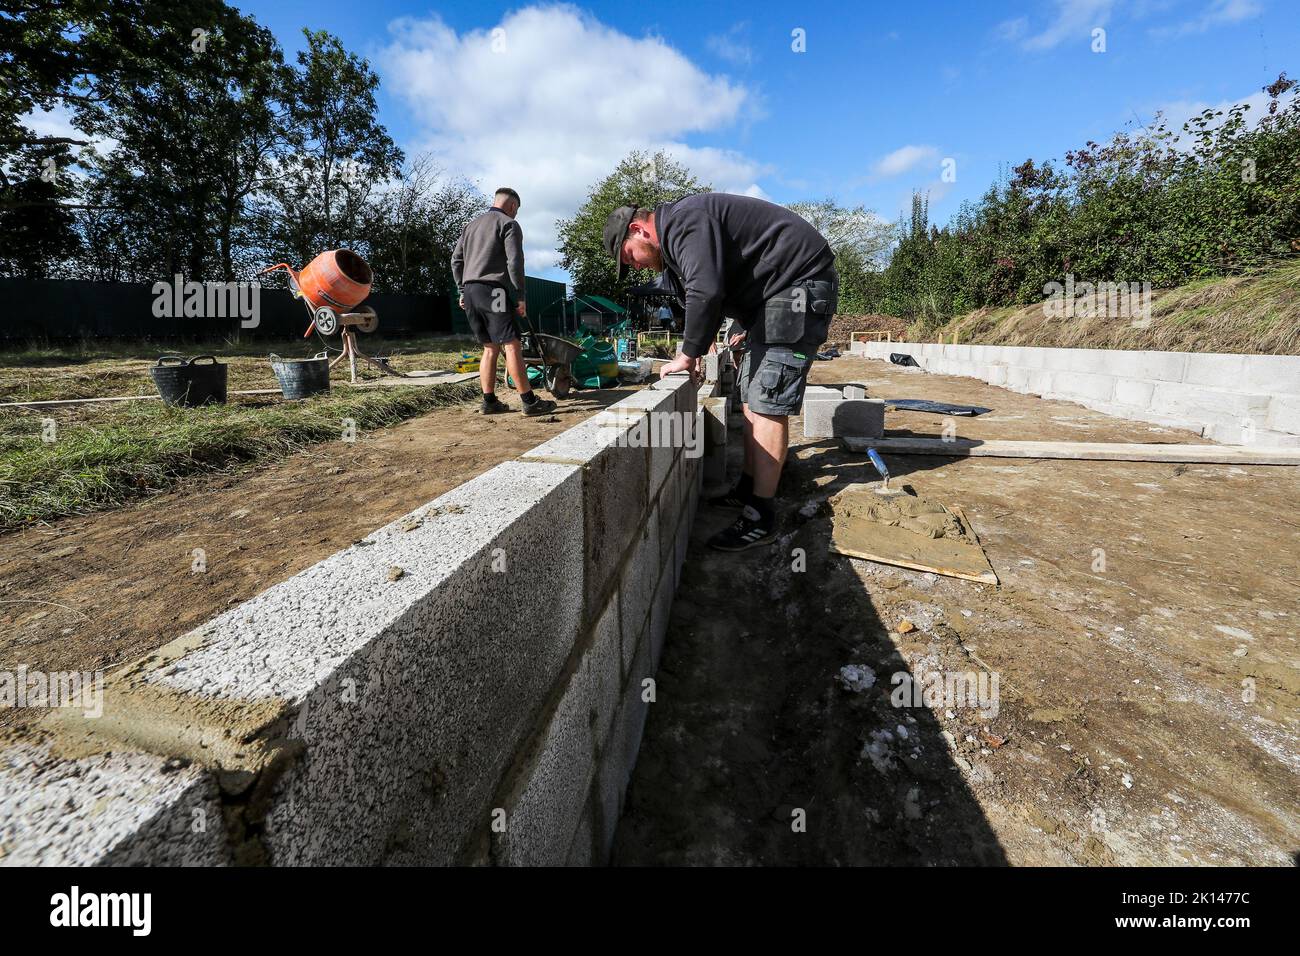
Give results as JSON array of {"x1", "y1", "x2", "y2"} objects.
[{"x1": 293, "y1": 249, "x2": 372, "y2": 311}]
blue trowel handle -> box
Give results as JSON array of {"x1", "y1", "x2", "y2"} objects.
[{"x1": 867, "y1": 448, "x2": 890, "y2": 483}]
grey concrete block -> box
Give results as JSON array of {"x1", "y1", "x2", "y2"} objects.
[
  {"x1": 565, "y1": 808, "x2": 595, "y2": 866},
  {"x1": 596, "y1": 635, "x2": 651, "y2": 860},
  {"x1": 803, "y1": 398, "x2": 885, "y2": 440},
  {"x1": 620, "y1": 507, "x2": 659, "y2": 673},
  {"x1": 1049, "y1": 371, "x2": 1117, "y2": 403},
  {"x1": 494, "y1": 590, "x2": 621, "y2": 867},
  {"x1": 0, "y1": 743, "x2": 227, "y2": 866},
  {"x1": 673, "y1": 505, "x2": 690, "y2": 591},
  {"x1": 803, "y1": 385, "x2": 842, "y2": 402},
  {"x1": 1113, "y1": 378, "x2": 1156, "y2": 408},
  {"x1": 219, "y1": 459, "x2": 589, "y2": 866},
  {"x1": 842, "y1": 384, "x2": 868, "y2": 400},
  {"x1": 523, "y1": 417, "x2": 651, "y2": 621},
  {"x1": 649, "y1": 554, "x2": 675, "y2": 673}
]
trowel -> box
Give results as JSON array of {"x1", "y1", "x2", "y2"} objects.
[{"x1": 866, "y1": 447, "x2": 904, "y2": 496}]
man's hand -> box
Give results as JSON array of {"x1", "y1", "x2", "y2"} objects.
[
  {"x1": 516, "y1": 299, "x2": 527, "y2": 318},
  {"x1": 659, "y1": 353, "x2": 702, "y2": 385},
  {"x1": 728, "y1": 330, "x2": 747, "y2": 349},
  {"x1": 458, "y1": 294, "x2": 465, "y2": 310}
]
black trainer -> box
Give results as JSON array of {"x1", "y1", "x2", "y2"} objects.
[
  {"x1": 481, "y1": 395, "x2": 509, "y2": 415},
  {"x1": 522, "y1": 396, "x2": 557, "y2": 416},
  {"x1": 707, "y1": 486, "x2": 749, "y2": 509},
  {"x1": 707, "y1": 506, "x2": 777, "y2": 551}
]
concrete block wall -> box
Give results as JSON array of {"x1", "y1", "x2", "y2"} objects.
[
  {"x1": 0, "y1": 377, "x2": 704, "y2": 867},
  {"x1": 852, "y1": 340, "x2": 1300, "y2": 447}
]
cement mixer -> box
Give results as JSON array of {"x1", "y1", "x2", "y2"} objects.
[
  {"x1": 260, "y1": 249, "x2": 397, "y2": 382},
  {"x1": 260, "y1": 249, "x2": 378, "y2": 337}
]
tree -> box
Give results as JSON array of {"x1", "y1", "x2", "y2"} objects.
[
  {"x1": 787, "y1": 198, "x2": 894, "y2": 314},
  {"x1": 68, "y1": 2, "x2": 289, "y2": 281},
  {"x1": 556, "y1": 150, "x2": 709, "y2": 296},
  {"x1": 257, "y1": 30, "x2": 403, "y2": 268},
  {"x1": 787, "y1": 198, "x2": 894, "y2": 270},
  {"x1": 361, "y1": 155, "x2": 486, "y2": 295}
]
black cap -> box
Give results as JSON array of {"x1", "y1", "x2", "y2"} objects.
[{"x1": 603, "y1": 205, "x2": 638, "y2": 281}]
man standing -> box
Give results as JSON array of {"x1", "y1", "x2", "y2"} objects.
[
  {"x1": 452, "y1": 187, "x2": 557, "y2": 416},
  {"x1": 604, "y1": 194, "x2": 837, "y2": 551}
]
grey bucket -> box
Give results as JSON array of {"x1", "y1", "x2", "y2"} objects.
[
  {"x1": 149, "y1": 355, "x2": 228, "y2": 406},
  {"x1": 270, "y1": 351, "x2": 331, "y2": 400}
]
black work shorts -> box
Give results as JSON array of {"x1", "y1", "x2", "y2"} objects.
[
  {"x1": 463, "y1": 282, "x2": 519, "y2": 345},
  {"x1": 737, "y1": 343, "x2": 817, "y2": 416}
]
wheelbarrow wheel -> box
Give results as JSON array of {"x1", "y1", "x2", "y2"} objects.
[{"x1": 546, "y1": 365, "x2": 573, "y2": 399}]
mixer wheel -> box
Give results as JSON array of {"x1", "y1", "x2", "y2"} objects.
[{"x1": 313, "y1": 306, "x2": 340, "y2": 336}]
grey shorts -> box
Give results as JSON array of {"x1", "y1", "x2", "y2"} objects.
[{"x1": 738, "y1": 343, "x2": 816, "y2": 416}]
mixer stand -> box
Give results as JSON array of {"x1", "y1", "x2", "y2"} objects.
[{"x1": 330, "y1": 328, "x2": 398, "y2": 384}]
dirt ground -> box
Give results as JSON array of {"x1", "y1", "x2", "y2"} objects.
[
  {"x1": 0, "y1": 385, "x2": 627, "y2": 734},
  {"x1": 613, "y1": 355, "x2": 1299, "y2": 866}
]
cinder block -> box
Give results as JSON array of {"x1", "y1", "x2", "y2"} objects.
[
  {"x1": 673, "y1": 507, "x2": 689, "y2": 590},
  {"x1": 0, "y1": 743, "x2": 227, "y2": 865},
  {"x1": 620, "y1": 507, "x2": 659, "y2": 672},
  {"x1": 523, "y1": 416, "x2": 651, "y2": 621},
  {"x1": 1113, "y1": 378, "x2": 1156, "y2": 408},
  {"x1": 493, "y1": 592, "x2": 622, "y2": 867},
  {"x1": 1005, "y1": 366, "x2": 1033, "y2": 390},
  {"x1": 803, "y1": 385, "x2": 843, "y2": 402},
  {"x1": 842, "y1": 384, "x2": 868, "y2": 400},
  {"x1": 565, "y1": 809, "x2": 595, "y2": 867},
  {"x1": 1266, "y1": 395, "x2": 1300, "y2": 435},
  {"x1": 596, "y1": 635, "x2": 652, "y2": 860},
  {"x1": 649, "y1": 556, "x2": 674, "y2": 673},
  {"x1": 803, "y1": 398, "x2": 885, "y2": 439},
  {"x1": 1150, "y1": 381, "x2": 1271, "y2": 423},
  {"x1": 1238, "y1": 355, "x2": 1300, "y2": 396},
  {"x1": 1182, "y1": 353, "x2": 1249, "y2": 388},
  {"x1": 986, "y1": 366, "x2": 1008, "y2": 386},
  {"x1": 241, "y1": 459, "x2": 588, "y2": 866},
  {"x1": 1049, "y1": 371, "x2": 1117, "y2": 403}
]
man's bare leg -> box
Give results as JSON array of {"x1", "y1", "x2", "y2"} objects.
[
  {"x1": 748, "y1": 410, "x2": 788, "y2": 498},
  {"x1": 741, "y1": 402, "x2": 755, "y2": 478},
  {"x1": 480, "y1": 343, "x2": 500, "y2": 395},
  {"x1": 502, "y1": 340, "x2": 533, "y2": 397}
]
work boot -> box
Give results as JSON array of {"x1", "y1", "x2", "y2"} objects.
[
  {"x1": 522, "y1": 395, "x2": 557, "y2": 416},
  {"x1": 481, "y1": 394, "x2": 509, "y2": 415},
  {"x1": 707, "y1": 505, "x2": 777, "y2": 552}
]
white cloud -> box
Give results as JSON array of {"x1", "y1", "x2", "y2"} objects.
[
  {"x1": 15, "y1": 104, "x2": 115, "y2": 167},
  {"x1": 1150, "y1": 0, "x2": 1262, "y2": 37},
  {"x1": 378, "y1": 5, "x2": 762, "y2": 275},
  {"x1": 873, "y1": 145, "x2": 939, "y2": 178},
  {"x1": 1000, "y1": 0, "x2": 1114, "y2": 51},
  {"x1": 1143, "y1": 84, "x2": 1297, "y2": 144},
  {"x1": 706, "y1": 22, "x2": 754, "y2": 68}
]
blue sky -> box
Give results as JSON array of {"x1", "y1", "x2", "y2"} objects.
[{"x1": 229, "y1": 0, "x2": 1295, "y2": 280}]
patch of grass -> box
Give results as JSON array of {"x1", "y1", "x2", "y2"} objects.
[
  {"x1": 0, "y1": 380, "x2": 480, "y2": 529},
  {"x1": 907, "y1": 259, "x2": 1300, "y2": 354},
  {"x1": 0, "y1": 334, "x2": 483, "y2": 403}
]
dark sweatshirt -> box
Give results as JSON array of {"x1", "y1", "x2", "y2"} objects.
[
  {"x1": 654, "y1": 193, "x2": 835, "y2": 358},
  {"x1": 451, "y1": 207, "x2": 525, "y2": 299}
]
